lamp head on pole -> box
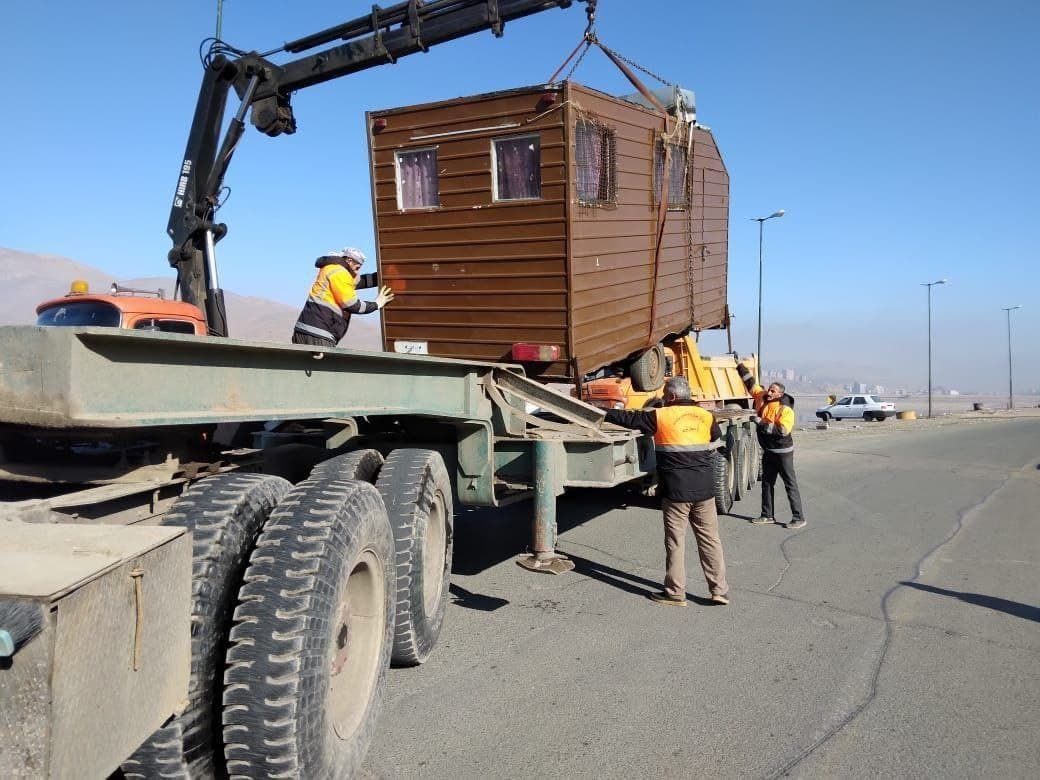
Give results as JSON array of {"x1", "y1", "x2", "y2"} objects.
[
  {"x1": 922, "y1": 278, "x2": 949, "y2": 287},
  {"x1": 1002, "y1": 305, "x2": 1022, "y2": 312},
  {"x1": 752, "y1": 209, "x2": 786, "y2": 223}
]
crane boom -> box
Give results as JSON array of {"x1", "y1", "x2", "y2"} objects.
[{"x1": 167, "y1": 0, "x2": 595, "y2": 336}]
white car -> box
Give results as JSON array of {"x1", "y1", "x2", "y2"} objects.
[{"x1": 817, "y1": 394, "x2": 896, "y2": 422}]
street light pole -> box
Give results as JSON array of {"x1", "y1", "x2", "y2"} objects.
[
  {"x1": 922, "y1": 279, "x2": 948, "y2": 418},
  {"x1": 752, "y1": 210, "x2": 785, "y2": 382},
  {"x1": 1002, "y1": 305, "x2": 1021, "y2": 410}
]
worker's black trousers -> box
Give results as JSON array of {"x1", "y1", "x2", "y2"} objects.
[
  {"x1": 761, "y1": 450, "x2": 804, "y2": 522},
  {"x1": 291, "y1": 331, "x2": 336, "y2": 348}
]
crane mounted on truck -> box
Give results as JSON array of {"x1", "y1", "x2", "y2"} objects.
[{"x1": 168, "y1": 0, "x2": 598, "y2": 339}]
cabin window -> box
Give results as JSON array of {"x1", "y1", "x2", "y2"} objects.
[
  {"x1": 492, "y1": 134, "x2": 541, "y2": 201},
  {"x1": 395, "y1": 147, "x2": 439, "y2": 209},
  {"x1": 653, "y1": 140, "x2": 690, "y2": 209},
  {"x1": 575, "y1": 119, "x2": 617, "y2": 206}
]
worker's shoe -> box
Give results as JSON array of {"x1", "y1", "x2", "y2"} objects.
[
  {"x1": 787, "y1": 519, "x2": 807, "y2": 530},
  {"x1": 648, "y1": 591, "x2": 687, "y2": 607},
  {"x1": 751, "y1": 516, "x2": 775, "y2": 525},
  {"x1": 709, "y1": 593, "x2": 730, "y2": 606}
]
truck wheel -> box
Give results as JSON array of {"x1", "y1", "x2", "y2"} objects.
[
  {"x1": 311, "y1": 448, "x2": 385, "y2": 482},
  {"x1": 730, "y1": 432, "x2": 748, "y2": 501},
  {"x1": 713, "y1": 448, "x2": 734, "y2": 515},
  {"x1": 122, "y1": 472, "x2": 291, "y2": 780},
  {"x1": 742, "y1": 428, "x2": 756, "y2": 492},
  {"x1": 223, "y1": 479, "x2": 394, "y2": 779},
  {"x1": 630, "y1": 343, "x2": 666, "y2": 392},
  {"x1": 375, "y1": 448, "x2": 454, "y2": 666},
  {"x1": 749, "y1": 433, "x2": 762, "y2": 485}
]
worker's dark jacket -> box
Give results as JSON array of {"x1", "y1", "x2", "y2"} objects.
[
  {"x1": 605, "y1": 401, "x2": 722, "y2": 502},
  {"x1": 293, "y1": 258, "x2": 379, "y2": 345},
  {"x1": 737, "y1": 363, "x2": 795, "y2": 454}
]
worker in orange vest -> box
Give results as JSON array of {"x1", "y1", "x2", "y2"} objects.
[
  {"x1": 605, "y1": 376, "x2": 730, "y2": 606},
  {"x1": 738, "y1": 362, "x2": 805, "y2": 529},
  {"x1": 292, "y1": 247, "x2": 393, "y2": 347}
]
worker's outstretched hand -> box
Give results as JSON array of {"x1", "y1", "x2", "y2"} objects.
[{"x1": 375, "y1": 285, "x2": 395, "y2": 309}]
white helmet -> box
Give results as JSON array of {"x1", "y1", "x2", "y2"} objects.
[{"x1": 317, "y1": 247, "x2": 366, "y2": 268}]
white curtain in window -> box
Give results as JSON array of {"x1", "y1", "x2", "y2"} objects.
[
  {"x1": 495, "y1": 136, "x2": 541, "y2": 200},
  {"x1": 398, "y1": 149, "x2": 438, "y2": 209},
  {"x1": 576, "y1": 121, "x2": 603, "y2": 201}
]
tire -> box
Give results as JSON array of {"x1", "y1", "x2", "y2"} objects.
[
  {"x1": 749, "y1": 433, "x2": 762, "y2": 483},
  {"x1": 743, "y1": 426, "x2": 756, "y2": 492},
  {"x1": 713, "y1": 448, "x2": 734, "y2": 515},
  {"x1": 375, "y1": 449, "x2": 454, "y2": 666},
  {"x1": 311, "y1": 448, "x2": 385, "y2": 482},
  {"x1": 863, "y1": 412, "x2": 873, "y2": 421},
  {"x1": 819, "y1": 412, "x2": 831, "y2": 422},
  {"x1": 877, "y1": 413, "x2": 888, "y2": 422},
  {"x1": 630, "y1": 343, "x2": 666, "y2": 392},
  {"x1": 730, "y1": 432, "x2": 747, "y2": 502},
  {"x1": 122, "y1": 472, "x2": 291, "y2": 780},
  {"x1": 223, "y1": 479, "x2": 394, "y2": 779}
]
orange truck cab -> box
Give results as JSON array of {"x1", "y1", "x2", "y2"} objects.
[
  {"x1": 581, "y1": 335, "x2": 756, "y2": 411},
  {"x1": 35, "y1": 281, "x2": 207, "y2": 335}
]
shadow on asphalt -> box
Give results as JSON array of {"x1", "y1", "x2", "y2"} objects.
[
  {"x1": 448, "y1": 583, "x2": 509, "y2": 612},
  {"x1": 567, "y1": 553, "x2": 715, "y2": 606},
  {"x1": 901, "y1": 581, "x2": 1040, "y2": 624}
]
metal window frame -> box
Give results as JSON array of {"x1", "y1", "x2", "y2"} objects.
[
  {"x1": 490, "y1": 133, "x2": 542, "y2": 203},
  {"x1": 575, "y1": 118, "x2": 617, "y2": 208},
  {"x1": 652, "y1": 139, "x2": 690, "y2": 211},
  {"x1": 394, "y1": 146, "x2": 441, "y2": 211}
]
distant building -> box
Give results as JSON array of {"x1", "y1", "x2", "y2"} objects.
[{"x1": 784, "y1": 368, "x2": 796, "y2": 381}]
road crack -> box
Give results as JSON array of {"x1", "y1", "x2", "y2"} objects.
[{"x1": 766, "y1": 464, "x2": 1019, "y2": 778}]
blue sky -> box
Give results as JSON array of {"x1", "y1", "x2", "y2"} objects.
[{"x1": 3, "y1": 1, "x2": 1038, "y2": 392}]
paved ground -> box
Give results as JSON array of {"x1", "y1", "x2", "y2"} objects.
[{"x1": 362, "y1": 415, "x2": 1040, "y2": 778}]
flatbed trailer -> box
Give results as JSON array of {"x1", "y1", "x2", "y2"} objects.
[{"x1": 0, "y1": 325, "x2": 755, "y2": 777}]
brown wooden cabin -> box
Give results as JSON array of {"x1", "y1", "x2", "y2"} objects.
[{"x1": 366, "y1": 80, "x2": 729, "y2": 382}]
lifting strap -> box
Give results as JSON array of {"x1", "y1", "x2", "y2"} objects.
[{"x1": 546, "y1": 26, "x2": 687, "y2": 347}]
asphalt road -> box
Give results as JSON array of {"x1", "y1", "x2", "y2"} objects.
[{"x1": 362, "y1": 416, "x2": 1040, "y2": 778}]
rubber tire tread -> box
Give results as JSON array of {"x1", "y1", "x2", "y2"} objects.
[
  {"x1": 630, "y1": 343, "x2": 667, "y2": 392},
  {"x1": 310, "y1": 448, "x2": 384, "y2": 483},
  {"x1": 375, "y1": 448, "x2": 454, "y2": 667},
  {"x1": 746, "y1": 430, "x2": 760, "y2": 488},
  {"x1": 121, "y1": 472, "x2": 291, "y2": 780},
  {"x1": 713, "y1": 448, "x2": 734, "y2": 515},
  {"x1": 222, "y1": 478, "x2": 394, "y2": 779},
  {"x1": 730, "y1": 431, "x2": 747, "y2": 502}
]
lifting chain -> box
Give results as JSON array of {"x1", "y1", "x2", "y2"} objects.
[
  {"x1": 594, "y1": 39, "x2": 676, "y2": 88},
  {"x1": 562, "y1": 39, "x2": 593, "y2": 82}
]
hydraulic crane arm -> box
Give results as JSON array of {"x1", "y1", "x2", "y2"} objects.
[{"x1": 168, "y1": 0, "x2": 596, "y2": 336}]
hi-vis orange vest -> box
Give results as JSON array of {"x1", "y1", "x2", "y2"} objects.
[{"x1": 653, "y1": 405, "x2": 717, "y2": 451}]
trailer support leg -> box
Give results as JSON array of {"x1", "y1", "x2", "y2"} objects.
[{"x1": 517, "y1": 440, "x2": 574, "y2": 575}]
